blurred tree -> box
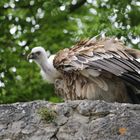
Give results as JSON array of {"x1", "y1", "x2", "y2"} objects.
[{"x1": 0, "y1": 0, "x2": 140, "y2": 103}]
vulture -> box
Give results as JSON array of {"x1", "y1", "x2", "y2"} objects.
[{"x1": 27, "y1": 37, "x2": 140, "y2": 103}]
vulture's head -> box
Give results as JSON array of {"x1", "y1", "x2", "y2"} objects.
[{"x1": 27, "y1": 47, "x2": 50, "y2": 64}]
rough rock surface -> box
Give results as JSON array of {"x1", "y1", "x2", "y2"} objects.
[{"x1": 0, "y1": 100, "x2": 140, "y2": 140}]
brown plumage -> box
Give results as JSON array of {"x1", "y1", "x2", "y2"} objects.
[{"x1": 54, "y1": 37, "x2": 140, "y2": 103}]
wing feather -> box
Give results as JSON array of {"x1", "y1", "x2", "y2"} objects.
[{"x1": 54, "y1": 37, "x2": 140, "y2": 88}]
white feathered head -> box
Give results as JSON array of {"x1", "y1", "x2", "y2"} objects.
[{"x1": 27, "y1": 47, "x2": 50, "y2": 63}]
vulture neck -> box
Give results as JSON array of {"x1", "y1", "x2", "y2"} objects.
[{"x1": 35, "y1": 54, "x2": 60, "y2": 83}]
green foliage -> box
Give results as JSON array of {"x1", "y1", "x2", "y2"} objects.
[
  {"x1": 0, "y1": 0, "x2": 140, "y2": 103},
  {"x1": 38, "y1": 107, "x2": 57, "y2": 123}
]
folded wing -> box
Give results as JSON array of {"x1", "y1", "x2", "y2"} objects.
[{"x1": 54, "y1": 37, "x2": 140, "y2": 89}]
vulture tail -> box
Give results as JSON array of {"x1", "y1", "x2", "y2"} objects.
[
  {"x1": 121, "y1": 72, "x2": 140, "y2": 89},
  {"x1": 125, "y1": 84, "x2": 140, "y2": 104}
]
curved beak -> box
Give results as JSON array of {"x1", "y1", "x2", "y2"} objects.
[{"x1": 27, "y1": 53, "x2": 34, "y2": 60}]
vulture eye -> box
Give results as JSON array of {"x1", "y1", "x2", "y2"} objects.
[{"x1": 36, "y1": 51, "x2": 41, "y2": 55}]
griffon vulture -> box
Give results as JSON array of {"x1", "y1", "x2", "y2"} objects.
[{"x1": 27, "y1": 37, "x2": 140, "y2": 103}]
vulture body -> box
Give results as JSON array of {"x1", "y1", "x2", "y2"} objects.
[{"x1": 28, "y1": 37, "x2": 140, "y2": 103}]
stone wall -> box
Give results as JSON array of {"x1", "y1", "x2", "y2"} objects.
[{"x1": 0, "y1": 100, "x2": 140, "y2": 140}]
